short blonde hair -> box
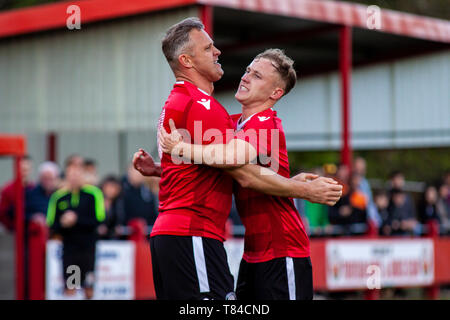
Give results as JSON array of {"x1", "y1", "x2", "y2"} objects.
[{"x1": 255, "y1": 48, "x2": 297, "y2": 96}]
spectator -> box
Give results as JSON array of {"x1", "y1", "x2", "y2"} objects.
[
  {"x1": 299, "y1": 167, "x2": 331, "y2": 235},
  {"x1": 441, "y1": 172, "x2": 450, "y2": 213},
  {"x1": 0, "y1": 155, "x2": 34, "y2": 231},
  {"x1": 121, "y1": 164, "x2": 158, "y2": 226},
  {"x1": 388, "y1": 170, "x2": 416, "y2": 218},
  {"x1": 23, "y1": 161, "x2": 60, "y2": 299},
  {"x1": 83, "y1": 158, "x2": 99, "y2": 186},
  {"x1": 303, "y1": 200, "x2": 330, "y2": 235},
  {"x1": 334, "y1": 163, "x2": 350, "y2": 197},
  {"x1": 437, "y1": 183, "x2": 450, "y2": 233},
  {"x1": 145, "y1": 176, "x2": 160, "y2": 209},
  {"x1": 46, "y1": 155, "x2": 105, "y2": 299},
  {"x1": 374, "y1": 190, "x2": 391, "y2": 236},
  {"x1": 353, "y1": 157, "x2": 381, "y2": 227},
  {"x1": 98, "y1": 175, "x2": 124, "y2": 239},
  {"x1": 388, "y1": 188, "x2": 419, "y2": 236},
  {"x1": 328, "y1": 173, "x2": 367, "y2": 234},
  {"x1": 418, "y1": 185, "x2": 442, "y2": 225},
  {"x1": 25, "y1": 161, "x2": 61, "y2": 224}
]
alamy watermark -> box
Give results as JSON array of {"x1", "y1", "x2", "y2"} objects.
[
  {"x1": 366, "y1": 264, "x2": 381, "y2": 289},
  {"x1": 66, "y1": 5, "x2": 81, "y2": 30},
  {"x1": 366, "y1": 5, "x2": 382, "y2": 30},
  {"x1": 66, "y1": 264, "x2": 81, "y2": 290},
  {"x1": 161, "y1": 121, "x2": 281, "y2": 175}
]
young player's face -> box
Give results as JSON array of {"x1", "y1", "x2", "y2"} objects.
[
  {"x1": 235, "y1": 58, "x2": 283, "y2": 106},
  {"x1": 188, "y1": 29, "x2": 223, "y2": 82}
]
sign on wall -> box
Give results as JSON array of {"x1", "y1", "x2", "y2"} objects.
[
  {"x1": 46, "y1": 240, "x2": 135, "y2": 300},
  {"x1": 326, "y1": 239, "x2": 434, "y2": 290}
]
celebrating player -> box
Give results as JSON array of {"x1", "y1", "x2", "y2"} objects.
[
  {"x1": 133, "y1": 18, "x2": 342, "y2": 300},
  {"x1": 159, "y1": 49, "x2": 325, "y2": 299}
]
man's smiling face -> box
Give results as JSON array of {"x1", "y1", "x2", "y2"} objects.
[{"x1": 188, "y1": 29, "x2": 223, "y2": 82}]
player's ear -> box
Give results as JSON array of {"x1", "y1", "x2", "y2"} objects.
[
  {"x1": 178, "y1": 54, "x2": 193, "y2": 69},
  {"x1": 270, "y1": 87, "x2": 284, "y2": 101}
]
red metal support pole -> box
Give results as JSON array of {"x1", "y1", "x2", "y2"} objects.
[
  {"x1": 364, "y1": 220, "x2": 380, "y2": 300},
  {"x1": 339, "y1": 26, "x2": 353, "y2": 171},
  {"x1": 14, "y1": 156, "x2": 25, "y2": 300},
  {"x1": 47, "y1": 132, "x2": 57, "y2": 162},
  {"x1": 426, "y1": 220, "x2": 440, "y2": 300},
  {"x1": 199, "y1": 4, "x2": 213, "y2": 37},
  {"x1": 28, "y1": 220, "x2": 48, "y2": 300}
]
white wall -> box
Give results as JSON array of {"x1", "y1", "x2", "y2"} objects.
[{"x1": 215, "y1": 50, "x2": 450, "y2": 151}]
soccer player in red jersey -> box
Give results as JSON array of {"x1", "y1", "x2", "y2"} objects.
[
  {"x1": 159, "y1": 49, "x2": 333, "y2": 299},
  {"x1": 133, "y1": 18, "x2": 342, "y2": 300}
]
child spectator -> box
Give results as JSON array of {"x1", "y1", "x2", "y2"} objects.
[{"x1": 374, "y1": 190, "x2": 391, "y2": 235}]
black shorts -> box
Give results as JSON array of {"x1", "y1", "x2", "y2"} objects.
[
  {"x1": 62, "y1": 244, "x2": 96, "y2": 290},
  {"x1": 236, "y1": 256, "x2": 313, "y2": 300},
  {"x1": 150, "y1": 235, "x2": 235, "y2": 300}
]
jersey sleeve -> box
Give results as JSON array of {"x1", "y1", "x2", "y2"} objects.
[{"x1": 46, "y1": 191, "x2": 62, "y2": 231}]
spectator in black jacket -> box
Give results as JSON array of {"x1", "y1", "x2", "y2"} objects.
[
  {"x1": 26, "y1": 161, "x2": 61, "y2": 224},
  {"x1": 374, "y1": 190, "x2": 391, "y2": 236},
  {"x1": 388, "y1": 188, "x2": 419, "y2": 236},
  {"x1": 98, "y1": 175, "x2": 123, "y2": 239},
  {"x1": 328, "y1": 173, "x2": 367, "y2": 235},
  {"x1": 418, "y1": 185, "x2": 444, "y2": 226},
  {"x1": 121, "y1": 164, "x2": 158, "y2": 227}
]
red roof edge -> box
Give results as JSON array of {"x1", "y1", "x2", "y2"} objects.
[
  {"x1": 0, "y1": 135, "x2": 26, "y2": 156},
  {"x1": 0, "y1": 0, "x2": 449, "y2": 43},
  {"x1": 0, "y1": 0, "x2": 197, "y2": 39},
  {"x1": 200, "y1": 0, "x2": 450, "y2": 43}
]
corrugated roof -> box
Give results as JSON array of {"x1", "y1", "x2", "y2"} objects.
[{"x1": 0, "y1": 0, "x2": 449, "y2": 43}]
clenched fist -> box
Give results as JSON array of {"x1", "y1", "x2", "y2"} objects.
[
  {"x1": 301, "y1": 176, "x2": 343, "y2": 206},
  {"x1": 133, "y1": 148, "x2": 160, "y2": 177}
]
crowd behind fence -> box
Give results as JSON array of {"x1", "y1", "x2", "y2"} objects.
[
  {"x1": 1, "y1": 153, "x2": 449, "y2": 300},
  {"x1": 1, "y1": 155, "x2": 449, "y2": 239}
]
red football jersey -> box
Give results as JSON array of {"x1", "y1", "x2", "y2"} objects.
[
  {"x1": 232, "y1": 108, "x2": 310, "y2": 262},
  {"x1": 151, "y1": 81, "x2": 235, "y2": 242}
]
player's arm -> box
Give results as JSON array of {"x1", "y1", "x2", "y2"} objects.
[
  {"x1": 133, "y1": 149, "x2": 162, "y2": 177},
  {"x1": 46, "y1": 192, "x2": 62, "y2": 232},
  {"x1": 159, "y1": 119, "x2": 255, "y2": 168},
  {"x1": 227, "y1": 165, "x2": 343, "y2": 206}
]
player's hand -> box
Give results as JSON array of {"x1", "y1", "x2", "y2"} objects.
[
  {"x1": 301, "y1": 177, "x2": 343, "y2": 206},
  {"x1": 158, "y1": 119, "x2": 183, "y2": 155},
  {"x1": 133, "y1": 148, "x2": 158, "y2": 176},
  {"x1": 292, "y1": 172, "x2": 319, "y2": 182},
  {"x1": 60, "y1": 210, "x2": 77, "y2": 228}
]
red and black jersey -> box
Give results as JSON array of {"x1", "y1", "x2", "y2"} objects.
[
  {"x1": 151, "y1": 81, "x2": 235, "y2": 242},
  {"x1": 231, "y1": 108, "x2": 310, "y2": 263}
]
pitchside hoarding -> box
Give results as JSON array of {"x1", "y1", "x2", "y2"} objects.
[
  {"x1": 46, "y1": 240, "x2": 135, "y2": 299},
  {"x1": 326, "y1": 239, "x2": 434, "y2": 289}
]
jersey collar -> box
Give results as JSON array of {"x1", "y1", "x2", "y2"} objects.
[
  {"x1": 175, "y1": 80, "x2": 210, "y2": 96},
  {"x1": 236, "y1": 108, "x2": 276, "y2": 131}
]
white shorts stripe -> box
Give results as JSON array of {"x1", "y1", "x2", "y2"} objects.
[
  {"x1": 286, "y1": 257, "x2": 296, "y2": 300},
  {"x1": 192, "y1": 236, "x2": 210, "y2": 293}
]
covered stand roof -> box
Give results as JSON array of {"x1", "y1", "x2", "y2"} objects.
[{"x1": 0, "y1": 0, "x2": 448, "y2": 89}]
